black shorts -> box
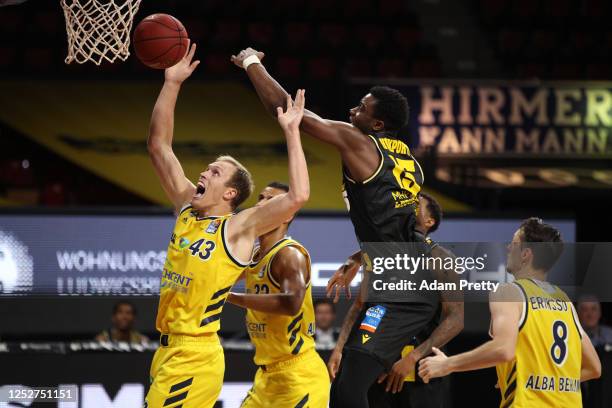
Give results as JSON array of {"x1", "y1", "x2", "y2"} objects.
[
  {"x1": 343, "y1": 301, "x2": 438, "y2": 368},
  {"x1": 368, "y1": 377, "x2": 451, "y2": 408}
]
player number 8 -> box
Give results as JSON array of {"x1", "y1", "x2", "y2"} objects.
[{"x1": 550, "y1": 320, "x2": 568, "y2": 366}]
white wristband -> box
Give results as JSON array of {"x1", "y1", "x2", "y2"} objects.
[{"x1": 243, "y1": 55, "x2": 261, "y2": 70}]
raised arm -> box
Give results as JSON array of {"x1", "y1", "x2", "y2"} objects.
[
  {"x1": 147, "y1": 43, "x2": 200, "y2": 211},
  {"x1": 231, "y1": 48, "x2": 379, "y2": 182},
  {"x1": 227, "y1": 90, "x2": 309, "y2": 257},
  {"x1": 227, "y1": 246, "x2": 308, "y2": 316}
]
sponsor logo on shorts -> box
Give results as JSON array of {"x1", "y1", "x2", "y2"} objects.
[{"x1": 359, "y1": 305, "x2": 386, "y2": 333}]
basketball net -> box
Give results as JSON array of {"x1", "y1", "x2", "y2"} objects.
[{"x1": 61, "y1": 0, "x2": 142, "y2": 65}]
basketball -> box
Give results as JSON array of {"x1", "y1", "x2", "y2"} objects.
[{"x1": 132, "y1": 14, "x2": 189, "y2": 69}]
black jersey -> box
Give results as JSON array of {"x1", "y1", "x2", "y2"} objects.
[{"x1": 342, "y1": 132, "x2": 424, "y2": 243}]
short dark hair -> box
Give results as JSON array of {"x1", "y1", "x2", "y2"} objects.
[
  {"x1": 113, "y1": 301, "x2": 136, "y2": 316},
  {"x1": 314, "y1": 298, "x2": 336, "y2": 313},
  {"x1": 519, "y1": 217, "x2": 564, "y2": 272},
  {"x1": 267, "y1": 181, "x2": 289, "y2": 193},
  {"x1": 369, "y1": 86, "x2": 410, "y2": 131},
  {"x1": 419, "y1": 192, "x2": 442, "y2": 233}
]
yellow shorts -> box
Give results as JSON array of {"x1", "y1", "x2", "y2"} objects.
[
  {"x1": 241, "y1": 349, "x2": 330, "y2": 408},
  {"x1": 145, "y1": 334, "x2": 224, "y2": 408}
]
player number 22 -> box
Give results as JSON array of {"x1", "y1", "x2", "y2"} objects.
[{"x1": 189, "y1": 239, "x2": 216, "y2": 260}]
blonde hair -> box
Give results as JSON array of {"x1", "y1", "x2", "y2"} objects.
[{"x1": 216, "y1": 155, "x2": 254, "y2": 209}]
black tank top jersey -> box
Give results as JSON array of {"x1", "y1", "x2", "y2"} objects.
[{"x1": 342, "y1": 132, "x2": 424, "y2": 243}]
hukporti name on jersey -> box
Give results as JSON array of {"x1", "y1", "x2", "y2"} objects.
[{"x1": 524, "y1": 375, "x2": 580, "y2": 393}]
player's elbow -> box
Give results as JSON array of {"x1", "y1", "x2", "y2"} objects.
[
  {"x1": 288, "y1": 190, "x2": 309, "y2": 209},
  {"x1": 590, "y1": 359, "x2": 602, "y2": 380},
  {"x1": 497, "y1": 346, "x2": 515, "y2": 363},
  {"x1": 279, "y1": 296, "x2": 302, "y2": 316},
  {"x1": 286, "y1": 301, "x2": 302, "y2": 316},
  {"x1": 147, "y1": 136, "x2": 163, "y2": 156}
]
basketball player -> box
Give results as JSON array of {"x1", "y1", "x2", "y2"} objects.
[
  {"x1": 232, "y1": 49, "x2": 456, "y2": 408},
  {"x1": 419, "y1": 218, "x2": 602, "y2": 407},
  {"x1": 327, "y1": 192, "x2": 463, "y2": 408},
  {"x1": 227, "y1": 181, "x2": 329, "y2": 408},
  {"x1": 144, "y1": 43, "x2": 310, "y2": 408}
]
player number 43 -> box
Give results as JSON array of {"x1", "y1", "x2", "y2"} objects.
[{"x1": 188, "y1": 239, "x2": 216, "y2": 260}]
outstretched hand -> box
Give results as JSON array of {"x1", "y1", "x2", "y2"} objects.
[
  {"x1": 277, "y1": 89, "x2": 305, "y2": 133},
  {"x1": 165, "y1": 41, "x2": 200, "y2": 84},
  {"x1": 326, "y1": 260, "x2": 360, "y2": 303},
  {"x1": 231, "y1": 47, "x2": 265, "y2": 68}
]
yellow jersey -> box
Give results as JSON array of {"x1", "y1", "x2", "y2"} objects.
[
  {"x1": 156, "y1": 206, "x2": 247, "y2": 336},
  {"x1": 245, "y1": 238, "x2": 316, "y2": 366},
  {"x1": 496, "y1": 278, "x2": 582, "y2": 408}
]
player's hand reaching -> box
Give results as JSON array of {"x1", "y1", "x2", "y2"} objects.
[
  {"x1": 230, "y1": 47, "x2": 265, "y2": 68},
  {"x1": 277, "y1": 89, "x2": 305, "y2": 134},
  {"x1": 327, "y1": 347, "x2": 342, "y2": 381},
  {"x1": 326, "y1": 258, "x2": 360, "y2": 303},
  {"x1": 418, "y1": 347, "x2": 451, "y2": 383},
  {"x1": 378, "y1": 352, "x2": 418, "y2": 393},
  {"x1": 165, "y1": 41, "x2": 200, "y2": 84}
]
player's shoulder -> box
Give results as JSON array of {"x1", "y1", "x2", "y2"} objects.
[
  {"x1": 490, "y1": 282, "x2": 524, "y2": 303},
  {"x1": 275, "y1": 242, "x2": 308, "y2": 263}
]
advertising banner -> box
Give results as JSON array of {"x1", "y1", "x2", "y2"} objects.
[{"x1": 0, "y1": 213, "x2": 574, "y2": 297}]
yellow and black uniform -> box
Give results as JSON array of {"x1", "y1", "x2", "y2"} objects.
[
  {"x1": 241, "y1": 238, "x2": 329, "y2": 408},
  {"x1": 342, "y1": 132, "x2": 423, "y2": 243},
  {"x1": 496, "y1": 279, "x2": 582, "y2": 408},
  {"x1": 145, "y1": 206, "x2": 248, "y2": 408}
]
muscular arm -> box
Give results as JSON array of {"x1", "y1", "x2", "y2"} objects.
[
  {"x1": 419, "y1": 285, "x2": 521, "y2": 382},
  {"x1": 233, "y1": 50, "x2": 379, "y2": 182},
  {"x1": 227, "y1": 91, "x2": 309, "y2": 261},
  {"x1": 147, "y1": 45, "x2": 200, "y2": 211},
  {"x1": 411, "y1": 246, "x2": 464, "y2": 361},
  {"x1": 227, "y1": 246, "x2": 308, "y2": 316},
  {"x1": 326, "y1": 269, "x2": 368, "y2": 379}
]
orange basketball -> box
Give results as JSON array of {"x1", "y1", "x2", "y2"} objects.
[{"x1": 132, "y1": 14, "x2": 189, "y2": 69}]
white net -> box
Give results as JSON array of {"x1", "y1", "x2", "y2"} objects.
[{"x1": 61, "y1": 0, "x2": 142, "y2": 65}]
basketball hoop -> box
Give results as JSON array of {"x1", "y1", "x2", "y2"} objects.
[{"x1": 61, "y1": 0, "x2": 142, "y2": 65}]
